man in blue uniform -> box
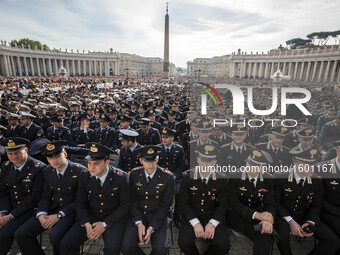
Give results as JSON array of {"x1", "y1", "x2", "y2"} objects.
[
  {"x1": 14, "y1": 140, "x2": 86, "y2": 255},
  {"x1": 122, "y1": 145, "x2": 175, "y2": 255},
  {"x1": 0, "y1": 137, "x2": 46, "y2": 255},
  {"x1": 60, "y1": 142, "x2": 131, "y2": 255}
]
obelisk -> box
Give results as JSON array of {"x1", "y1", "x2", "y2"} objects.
[{"x1": 163, "y1": 2, "x2": 170, "y2": 78}]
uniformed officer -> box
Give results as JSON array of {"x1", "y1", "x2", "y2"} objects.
[
  {"x1": 145, "y1": 109, "x2": 162, "y2": 132},
  {"x1": 274, "y1": 148, "x2": 339, "y2": 255},
  {"x1": 19, "y1": 112, "x2": 44, "y2": 142},
  {"x1": 189, "y1": 118, "x2": 219, "y2": 169},
  {"x1": 122, "y1": 145, "x2": 175, "y2": 255},
  {"x1": 163, "y1": 110, "x2": 178, "y2": 130},
  {"x1": 209, "y1": 124, "x2": 232, "y2": 147},
  {"x1": 256, "y1": 126, "x2": 292, "y2": 171},
  {"x1": 4, "y1": 113, "x2": 21, "y2": 138},
  {"x1": 228, "y1": 149, "x2": 275, "y2": 255},
  {"x1": 118, "y1": 114, "x2": 133, "y2": 131},
  {"x1": 69, "y1": 114, "x2": 94, "y2": 147},
  {"x1": 135, "y1": 103, "x2": 146, "y2": 120},
  {"x1": 129, "y1": 110, "x2": 140, "y2": 130},
  {"x1": 117, "y1": 129, "x2": 142, "y2": 172},
  {"x1": 45, "y1": 115, "x2": 71, "y2": 142},
  {"x1": 220, "y1": 124, "x2": 254, "y2": 169},
  {"x1": 34, "y1": 105, "x2": 51, "y2": 132},
  {"x1": 0, "y1": 137, "x2": 46, "y2": 255},
  {"x1": 60, "y1": 142, "x2": 131, "y2": 255},
  {"x1": 92, "y1": 113, "x2": 119, "y2": 150},
  {"x1": 136, "y1": 118, "x2": 161, "y2": 146},
  {"x1": 318, "y1": 142, "x2": 340, "y2": 253},
  {"x1": 108, "y1": 108, "x2": 119, "y2": 129},
  {"x1": 178, "y1": 144, "x2": 229, "y2": 255},
  {"x1": 321, "y1": 111, "x2": 340, "y2": 150},
  {"x1": 14, "y1": 140, "x2": 86, "y2": 255}
]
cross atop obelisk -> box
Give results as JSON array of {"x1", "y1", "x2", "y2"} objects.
[{"x1": 163, "y1": 2, "x2": 170, "y2": 78}]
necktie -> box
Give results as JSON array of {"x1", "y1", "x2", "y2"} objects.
[
  {"x1": 58, "y1": 173, "x2": 63, "y2": 182},
  {"x1": 202, "y1": 178, "x2": 207, "y2": 187},
  {"x1": 24, "y1": 128, "x2": 28, "y2": 134},
  {"x1": 147, "y1": 176, "x2": 152, "y2": 185},
  {"x1": 15, "y1": 168, "x2": 20, "y2": 177},
  {"x1": 250, "y1": 178, "x2": 255, "y2": 186},
  {"x1": 274, "y1": 148, "x2": 278, "y2": 154},
  {"x1": 97, "y1": 178, "x2": 102, "y2": 187},
  {"x1": 298, "y1": 179, "x2": 304, "y2": 188},
  {"x1": 166, "y1": 148, "x2": 170, "y2": 155},
  {"x1": 127, "y1": 148, "x2": 132, "y2": 155},
  {"x1": 237, "y1": 148, "x2": 242, "y2": 154}
]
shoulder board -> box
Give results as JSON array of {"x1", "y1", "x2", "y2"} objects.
[
  {"x1": 83, "y1": 168, "x2": 88, "y2": 173},
  {"x1": 131, "y1": 166, "x2": 143, "y2": 172},
  {"x1": 256, "y1": 142, "x2": 267, "y2": 146},
  {"x1": 161, "y1": 168, "x2": 172, "y2": 175},
  {"x1": 5, "y1": 161, "x2": 10, "y2": 166},
  {"x1": 211, "y1": 140, "x2": 219, "y2": 145},
  {"x1": 282, "y1": 145, "x2": 290, "y2": 150},
  {"x1": 215, "y1": 171, "x2": 228, "y2": 178},
  {"x1": 220, "y1": 143, "x2": 231, "y2": 148},
  {"x1": 35, "y1": 162, "x2": 41, "y2": 167},
  {"x1": 245, "y1": 143, "x2": 254, "y2": 148},
  {"x1": 189, "y1": 139, "x2": 197, "y2": 144},
  {"x1": 182, "y1": 169, "x2": 193, "y2": 177}
]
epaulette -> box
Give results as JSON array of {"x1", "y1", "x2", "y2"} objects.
[
  {"x1": 220, "y1": 143, "x2": 231, "y2": 148},
  {"x1": 215, "y1": 171, "x2": 228, "y2": 179},
  {"x1": 35, "y1": 162, "x2": 41, "y2": 168},
  {"x1": 83, "y1": 168, "x2": 88, "y2": 173},
  {"x1": 161, "y1": 168, "x2": 172, "y2": 175},
  {"x1": 131, "y1": 166, "x2": 143, "y2": 172},
  {"x1": 182, "y1": 169, "x2": 193, "y2": 177},
  {"x1": 282, "y1": 145, "x2": 290, "y2": 150},
  {"x1": 4, "y1": 161, "x2": 10, "y2": 166},
  {"x1": 256, "y1": 142, "x2": 266, "y2": 146},
  {"x1": 114, "y1": 169, "x2": 125, "y2": 176}
]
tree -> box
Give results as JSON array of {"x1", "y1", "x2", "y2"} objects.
[
  {"x1": 10, "y1": 38, "x2": 51, "y2": 51},
  {"x1": 286, "y1": 38, "x2": 311, "y2": 49}
]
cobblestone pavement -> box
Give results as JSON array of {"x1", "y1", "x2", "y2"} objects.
[{"x1": 8, "y1": 224, "x2": 314, "y2": 255}]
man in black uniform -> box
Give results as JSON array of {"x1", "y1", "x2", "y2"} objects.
[
  {"x1": 0, "y1": 137, "x2": 46, "y2": 255},
  {"x1": 318, "y1": 142, "x2": 340, "y2": 253},
  {"x1": 163, "y1": 110, "x2": 178, "y2": 130},
  {"x1": 19, "y1": 112, "x2": 44, "y2": 142},
  {"x1": 45, "y1": 115, "x2": 71, "y2": 142},
  {"x1": 178, "y1": 144, "x2": 229, "y2": 255},
  {"x1": 92, "y1": 113, "x2": 119, "y2": 150},
  {"x1": 4, "y1": 113, "x2": 21, "y2": 138},
  {"x1": 122, "y1": 145, "x2": 175, "y2": 255},
  {"x1": 145, "y1": 109, "x2": 162, "y2": 132},
  {"x1": 220, "y1": 125, "x2": 254, "y2": 169},
  {"x1": 228, "y1": 149, "x2": 276, "y2": 255},
  {"x1": 60, "y1": 142, "x2": 131, "y2": 255},
  {"x1": 34, "y1": 105, "x2": 51, "y2": 132},
  {"x1": 69, "y1": 114, "x2": 94, "y2": 147},
  {"x1": 137, "y1": 118, "x2": 161, "y2": 146},
  {"x1": 117, "y1": 129, "x2": 142, "y2": 172},
  {"x1": 274, "y1": 148, "x2": 339, "y2": 255},
  {"x1": 256, "y1": 126, "x2": 291, "y2": 171},
  {"x1": 14, "y1": 140, "x2": 86, "y2": 255}
]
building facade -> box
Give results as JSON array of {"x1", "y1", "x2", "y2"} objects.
[
  {"x1": 0, "y1": 40, "x2": 163, "y2": 77},
  {"x1": 187, "y1": 46, "x2": 340, "y2": 83}
]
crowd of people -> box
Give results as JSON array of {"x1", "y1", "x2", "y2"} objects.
[{"x1": 0, "y1": 75, "x2": 339, "y2": 255}]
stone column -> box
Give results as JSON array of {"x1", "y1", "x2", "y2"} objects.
[
  {"x1": 23, "y1": 57, "x2": 28, "y2": 76},
  {"x1": 66, "y1": 60, "x2": 70, "y2": 74},
  {"x1": 337, "y1": 66, "x2": 340, "y2": 82},
  {"x1": 36, "y1": 58, "x2": 41, "y2": 76},
  {"x1": 253, "y1": 62, "x2": 258, "y2": 77},
  {"x1": 299, "y1": 62, "x2": 305, "y2": 81},
  {"x1": 293, "y1": 62, "x2": 298, "y2": 80},
  {"x1": 3, "y1": 55, "x2": 10, "y2": 76},
  {"x1": 317, "y1": 61, "x2": 325, "y2": 82},
  {"x1": 10, "y1": 56, "x2": 16, "y2": 76},
  {"x1": 16, "y1": 57, "x2": 22, "y2": 76},
  {"x1": 30, "y1": 57, "x2": 35, "y2": 75},
  {"x1": 311, "y1": 61, "x2": 318, "y2": 81},
  {"x1": 89, "y1": 61, "x2": 92, "y2": 76},
  {"x1": 77, "y1": 60, "x2": 81, "y2": 75},
  {"x1": 282, "y1": 62, "x2": 286, "y2": 75},
  {"x1": 264, "y1": 61, "x2": 269, "y2": 78},
  {"x1": 324, "y1": 61, "x2": 331, "y2": 82},
  {"x1": 42, "y1": 58, "x2": 47, "y2": 76},
  {"x1": 83, "y1": 60, "x2": 86, "y2": 75},
  {"x1": 330, "y1": 60, "x2": 338, "y2": 83},
  {"x1": 105, "y1": 61, "x2": 109, "y2": 76},
  {"x1": 48, "y1": 59, "x2": 52, "y2": 75},
  {"x1": 72, "y1": 60, "x2": 76, "y2": 75},
  {"x1": 94, "y1": 60, "x2": 97, "y2": 76},
  {"x1": 115, "y1": 61, "x2": 119, "y2": 75},
  {"x1": 258, "y1": 62, "x2": 263, "y2": 77},
  {"x1": 287, "y1": 62, "x2": 292, "y2": 78},
  {"x1": 99, "y1": 61, "x2": 102, "y2": 76},
  {"x1": 269, "y1": 62, "x2": 274, "y2": 78},
  {"x1": 54, "y1": 59, "x2": 58, "y2": 75},
  {"x1": 305, "y1": 62, "x2": 311, "y2": 81}
]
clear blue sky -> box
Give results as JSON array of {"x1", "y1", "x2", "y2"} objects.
[{"x1": 0, "y1": 0, "x2": 339, "y2": 67}]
